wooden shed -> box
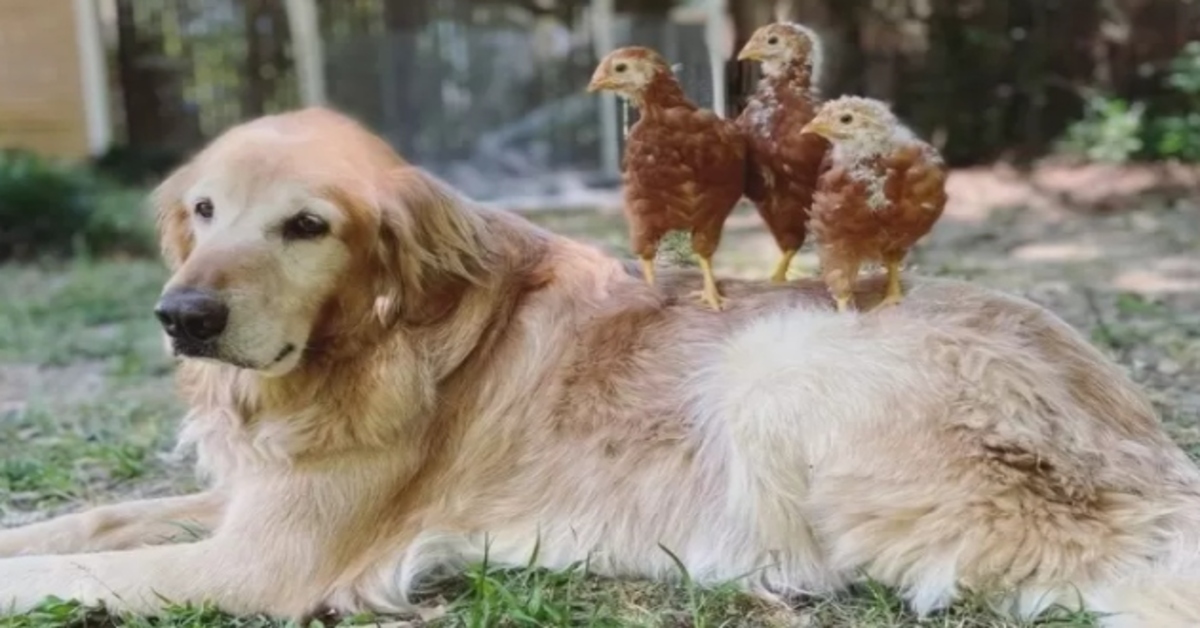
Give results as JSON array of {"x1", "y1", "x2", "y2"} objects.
[{"x1": 0, "y1": 0, "x2": 110, "y2": 160}]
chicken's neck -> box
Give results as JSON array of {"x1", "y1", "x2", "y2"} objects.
[
  {"x1": 742, "y1": 62, "x2": 819, "y2": 138},
  {"x1": 634, "y1": 73, "x2": 695, "y2": 114},
  {"x1": 832, "y1": 125, "x2": 919, "y2": 169},
  {"x1": 756, "y1": 60, "x2": 819, "y2": 106},
  {"x1": 831, "y1": 137, "x2": 893, "y2": 170}
]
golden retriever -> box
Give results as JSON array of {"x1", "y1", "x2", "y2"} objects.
[{"x1": 2, "y1": 107, "x2": 1200, "y2": 627}]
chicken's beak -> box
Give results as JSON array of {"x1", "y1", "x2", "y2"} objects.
[
  {"x1": 737, "y1": 42, "x2": 763, "y2": 62},
  {"x1": 800, "y1": 119, "x2": 832, "y2": 139},
  {"x1": 587, "y1": 71, "x2": 612, "y2": 93}
]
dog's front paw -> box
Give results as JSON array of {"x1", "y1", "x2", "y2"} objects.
[
  {"x1": 0, "y1": 525, "x2": 47, "y2": 559},
  {"x1": 0, "y1": 555, "x2": 106, "y2": 615}
]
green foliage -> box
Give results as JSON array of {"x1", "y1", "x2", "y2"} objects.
[
  {"x1": 1149, "y1": 41, "x2": 1200, "y2": 162},
  {"x1": 92, "y1": 144, "x2": 184, "y2": 187},
  {"x1": 1147, "y1": 111, "x2": 1200, "y2": 162},
  {"x1": 1166, "y1": 41, "x2": 1200, "y2": 96},
  {"x1": 0, "y1": 150, "x2": 95, "y2": 260},
  {"x1": 655, "y1": 230, "x2": 698, "y2": 268},
  {"x1": 1059, "y1": 96, "x2": 1146, "y2": 163},
  {"x1": 0, "y1": 150, "x2": 154, "y2": 262},
  {"x1": 1060, "y1": 41, "x2": 1200, "y2": 164}
]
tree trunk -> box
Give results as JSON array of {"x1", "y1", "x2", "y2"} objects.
[{"x1": 114, "y1": 0, "x2": 165, "y2": 149}]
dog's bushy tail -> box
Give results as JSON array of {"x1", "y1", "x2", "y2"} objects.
[{"x1": 1046, "y1": 495, "x2": 1200, "y2": 628}]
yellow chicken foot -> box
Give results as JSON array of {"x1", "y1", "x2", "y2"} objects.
[
  {"x1": 640, "y1": 257, "x2": 657, "y2": 286},
  {"x1": 834, "y1": 294, "x2": 853, "y2": 313},
  {"x1": 871, "y1": 259, "x2": 904, "y2": 312},
  {"x1": 770, "y1": 249, "x2": 797, "y2": 283},
  {"x1": 691, "y1": 256, "x2": 725, "y2": 311}
]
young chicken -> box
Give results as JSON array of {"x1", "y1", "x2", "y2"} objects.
[
  {"x1": 800, "y1": 96, "x2": 948, "y2": 313},
  {"x1": 588, "y1": 46, "x2": 746, "y2": 311},
  {"x1": 735, "y1": 23, "x2": 830, "y2": 282}
]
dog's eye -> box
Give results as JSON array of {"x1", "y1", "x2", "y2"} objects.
[
  {"x1": 194, "y1": 198, "x2": 214, "y2": 219},
  {"x1": 282, "y1": 213, "x2": 329, "y2": 240}
]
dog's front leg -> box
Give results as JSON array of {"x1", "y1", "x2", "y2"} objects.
[
  {"x1": 0, "y1": 492, "x2": 226, "y2": 558},
  {"x1": 0, "y1": 537, "x2": 321, "y2": 617}
]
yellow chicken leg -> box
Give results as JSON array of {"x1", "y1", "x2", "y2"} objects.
[
  {"x1": 640, "y1": 257, "x2": 657, "y2": 286},
  {"x1": 823, "y1": 259, "x2": 860, "y2": 313},
  {"x1": 871, "y1": 258, "x2": 904, "y2": 312},
  {"x1": 770, "y1": 249, "x2": 797, "y2": 283},
  {"x1": 691, "y1": 256, "x2": 725, "y2": 311}
]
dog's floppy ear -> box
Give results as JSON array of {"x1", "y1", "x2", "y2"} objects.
[
  {"x1": 374, "y1": 166, "x2": 489, "y2": 325},
  {"x1": 151, "y1": 162, "x2": 198, "y2": 270}
]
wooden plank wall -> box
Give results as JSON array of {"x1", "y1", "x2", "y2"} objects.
[{"x1": 0, "y1": 0, "x2": 89, "y2": 159}]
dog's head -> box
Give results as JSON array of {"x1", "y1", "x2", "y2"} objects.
[{"x1": 151, "y1": 108, "x2": 484, "y2": 376}]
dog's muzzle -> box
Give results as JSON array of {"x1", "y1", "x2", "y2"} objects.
[{"x1": 154, "y1": 287, "x2": 229, "y2": 357}]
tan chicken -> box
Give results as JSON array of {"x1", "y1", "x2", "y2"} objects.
[
  {"x1": 736, "y1": 23, "x2": 830, "y2": 282},
  {"x1": 800, "y1": 96, "x2": 948, "y2": 312},
  {"x1": 588, "y1": 46, "x2": 746, "y2": 310}
]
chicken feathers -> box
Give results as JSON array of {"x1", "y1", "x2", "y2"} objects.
[
  {"x1": 588, "y1": 46, "x2": 746, "y2": 311},
  {"x1": 801, "y1": 96, "x2": 948, "y2": 312},
  {"x1": 736, "y1": 23, "x2": 830, "y2": 282}
]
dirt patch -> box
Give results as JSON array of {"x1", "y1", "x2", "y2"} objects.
[{"x1": 0, "y1": 362, "x2": 111, "y2": 415}]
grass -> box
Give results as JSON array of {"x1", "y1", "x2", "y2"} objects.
[
  {"x1": 0, "y1": 566, "x2": 1101, "y2": 628},
  {"x1": 3, "y1": 194, "x2": 1198, "y2": 627},
  {"x1": 0, "y1": 260, "x2": 170, "y2": 367},
  {"x1": 0, "y1": 260, "x2": 183, "y2": 519}
]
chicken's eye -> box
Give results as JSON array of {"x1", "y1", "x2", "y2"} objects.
[
  {"x1": 839, "y1": 114, "x2": 854, "y2": 124},
  {"x1": 194, "y1": 198, "x2": 214, "y2": 220},
  {"x1": 614, "y1": 62, "x2": 628, "y2": 73},
  {"x1": 767, "y1": 36, "x2": 779, "y2": 45}
]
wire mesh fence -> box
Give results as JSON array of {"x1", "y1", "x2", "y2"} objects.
[{"x1": 103, "y1": 0, "x2": 716, "y2": 200}]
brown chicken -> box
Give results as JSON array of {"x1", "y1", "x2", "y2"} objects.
[
  {"x1": 736, "y1": 23, "x2": 830, "y2": 282},
  {"x1": 588, "y1": 46, "x2": 746, "y2": 310},
  {"x1": 801, "y1": 96, "x2": 948, "y2": 313}
]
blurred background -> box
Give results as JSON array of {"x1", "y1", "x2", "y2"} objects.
[
  {"x1": 0, "y1": 3, "x2": 1198, "y2": 624},
  {"x1": 4, "y1": 0, "x2": 1200, "y2": 207}
]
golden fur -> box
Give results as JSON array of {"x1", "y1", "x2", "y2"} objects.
[{"x1": 2, "y1": 108, "x2": 1200, "y2": 627}]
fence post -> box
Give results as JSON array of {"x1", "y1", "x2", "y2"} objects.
[
  {"x1": 285, "y1": 0, "x2": 326, "y2": 107},
  {"x1": 705, "y1": 0, "x2": 728, "y2": 118},
  {"x1": 72, "y1": 0, "x2": 113, "y2": 155},
  {"x1": 591, "y1": 0, "x2": 621, "y2": 177}
]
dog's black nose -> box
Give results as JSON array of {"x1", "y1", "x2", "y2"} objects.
[{"x1": 154, "y1": 288, "x2": 229, "y2": 341}]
